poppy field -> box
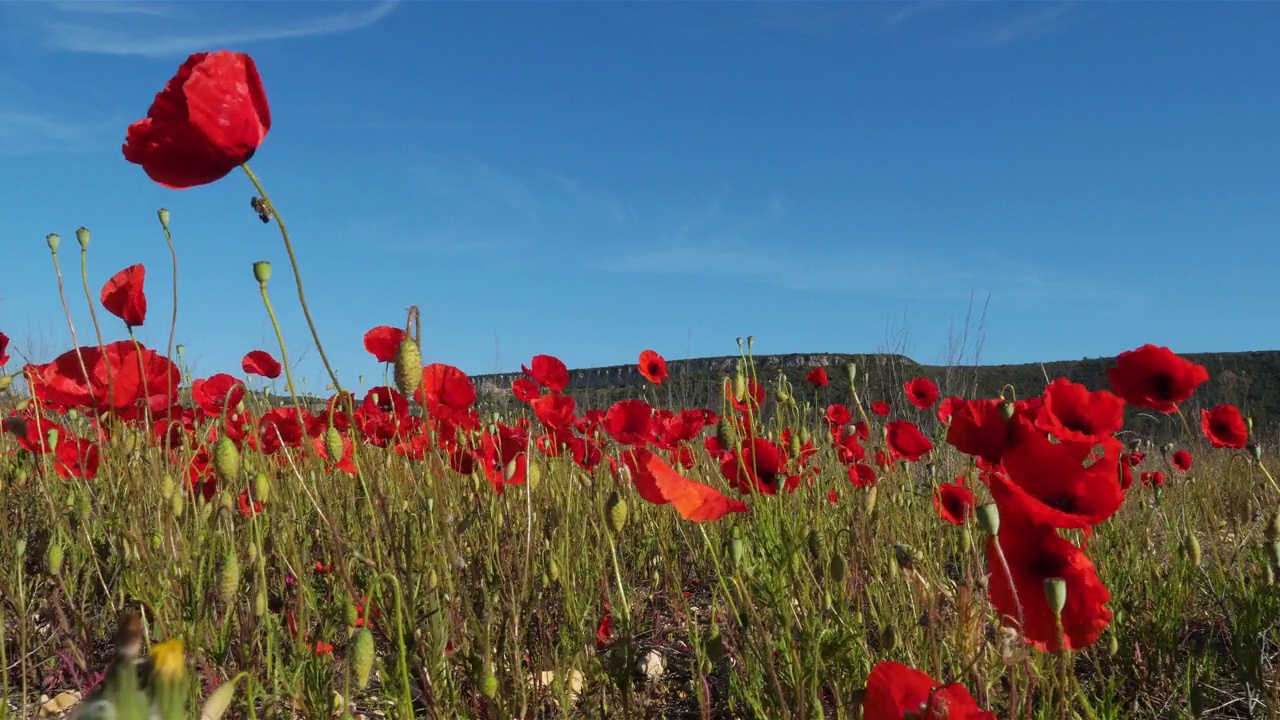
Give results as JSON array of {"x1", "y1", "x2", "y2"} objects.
[{"x1": 3, "y1": 50, "x2": 1280, "y2": 720}]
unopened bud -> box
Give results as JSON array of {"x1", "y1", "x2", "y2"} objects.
[
  {"x1": 998, "y1": 401, "x2": 1016, "y2": 422},
  {"x1": 1249, "y1": 444, "x2": 1262, "y2": 462},
  {"x1": 605, "y1": 491, "x2": 628, "y2": 533},
  {"x1": 879, "y1": 624, "x2": 898, "y2": 652},
  {"x1": 214, "y1": 436, "x2": 240, "y2": 483},
  {"x1": 325, "y1": 426, "x2": 344, "y2": 462},
  {"x1": 1183, "y1": 533, "x2": 1202, "y2": 567},
  {"x1": 351, "y1": 628, "x2": 375, "y2": 689},
  {"x1": 845, "y1": 363, "x2": 857, "y2": 388},
  {"x1": 1265, "y1": 511, "x2": 1280, "y2": 543},
  {"x1": 1266, "y1": 541, "x2": 1280, "y2": 569},
  {"x1": 394, "y1": 338, "x2": 423, "y2": 398},
  {"x1": 219, "y1": 550, "x2": 241, "y2": 603},
  {"x1": 253, "y1": 472, "x2": 270, "y2": 505},
  {"x1": 46, "y1": 538, "x2": 64, "y2": 576}
]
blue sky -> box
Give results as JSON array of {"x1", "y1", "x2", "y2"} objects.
[{"x1": 1, "y1": 1, "x2": 1278, "y2": 392}]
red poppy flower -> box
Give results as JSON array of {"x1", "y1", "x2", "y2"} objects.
[
  {"x1": 55, "y1": 437, "x2": 101, "y2": 480},
  {"x1": 511, "y1": 377, "x2": 540, "y2": 402},
  {"x1": 848, "y1": 462, "x2": 877, "y2": 488},
  {"x1": 987, "y1": 426, "x2": 1125, "y2": 530},
  {"x1": 1106, "y1": 344, "x2": 1208, "y2": 414},
  {"x1": 523, "y1": 354, "x2": 570, "y2": 393},
  {"x1": 237, "y1": 489, "x2": 265, "y2": 517},
  {"x1": 531, "y1": 393, "x2": 576, "y2": 429},
  {"x1": 1171, "y1": 449, "x2": 1193, "y2": 472},
  {"x1": 986, "y1": 522, "x2": 1112, "y2": 652},
  {"x1": 25, "y1": 341, "x2": 179, "y2": 419},
  {"x1": 416, "y1": 363, "x2": 477, "y2": 418},
  {"x1": 1035, "y1": 378, "x2": 1124, "y2": 444},
  {"x1": 310, "y1": 641, "x2": 334, "y2": 657},
  {"x1": 241, "y1": 349, "x2": 282, "y2": 379},
  {"x1": 720, "y1": 437, "x2": 796, "y2": 495},
  {"x1": 362, "y1": 326, "x2": 405, "y2": 363},
  {"x1": 862, "y1": 660, "x2": 995, "y2": 720},
  {"x1": 638, "y1": 349, "x2": 668, "y2": 385},
  {"x1": 623, "y1": 448, "x2": 749, "y2": 522},
  {"x1": 0, "y1": 330, "x2": 10, "y2": 367},
  {"x1": 936, "y1": 396, "x2": 963, "y2": 425},
  {"x1": 904, "y1": 377, "x2": 939, "y2": 410},
  {"x1": 945, "y1": 398, "x2": 1017, "y2": 465},
  {"x1": 1201, "y1": 404, "x2": 1248, "y2": 449},
  {"x1": 824, "y1": 404, "x2": 853, "y2": 427},
  {"x1": 886, "y1": 420, "x2": 932, "y2": 462},
  {"x1": 870, "y1": 400, "x2": 891, "y2": 417},
  {"x1": 1140, "y1": 470, "x2": 1165, "y2": 489},
  {"x1": 934, "y1": 481, "x2": 974, "y2": 525},
  {"x1": 805, "y1": 367, "x2": 829, "y2": 387},
  {"x1": 100, "y1": 264, "x2": 147, "y2": 327},
  {"x1": 123, "y1": 51, "x2": 271, "y2": 188},
  {"x1": 191, "y1": 373, "x2": 245, "y2": 415},
  {"x1": 602, "y1": 399, "x2": 654, "y2": 446}
]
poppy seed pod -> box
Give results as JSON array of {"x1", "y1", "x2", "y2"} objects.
[
  {"x1": 75, "y1": 227, "x2": 90, "y2": 250},
  {"x1": 879, "y1": 624, "x2": 899, "y2": 652},
  {"x1": 157, "y1": 208, "x2": 171, "y2": 226},
  {"x1": 46, "y1": 233, "x2": 60, "y2": 253},
  {"x1": 394, "y1": 337, "x2": 423, "y2": 398},
  {"x1": 976, "y1": 503, "x2": 1000, "y2": 536},
  {"x1": 1042, "y1": 577, "x2": 1067, "y2": 616},
  {"x1": 214, "y1": 436, "x2": 240, "y2": 483},
  {"x1": 1249, "y1": 443, "x2": 1263, "y2": 462},
  {"x1": 0, "y1": 376, "x2": 10, "y2": 393},
  {"x1": 253, "y1": 260, "x2": 272, "y2": 284},
  {"x1": 846, "y1": 363, "x2": 857, "y2": 387},
  {"x1": 605, "y1": 491, "x2": 628, "y2": 533},
  {"x1": 352, "y1": 628, "x2": 375, "y2": 689},
  {"x1": 998, "y1": 400, "x2": 1016, "y2": 422}
]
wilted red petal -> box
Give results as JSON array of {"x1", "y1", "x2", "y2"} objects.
[
  {"x1": 241, "y1": 349, "x2": 282, "y2": 379},
  {"x1": 100, "y1": 264, "x2": 147, "y2": 327}
]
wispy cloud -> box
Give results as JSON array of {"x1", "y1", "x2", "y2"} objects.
[
  {"x1": 983, "y1": 3, "x2": 1078, "y2": 45},
  {"x1": 880, "y1": 1, "x2": 952, "y2": 31},
  {"x1": 0, "y1": 110, "x2": 116, "y2": 156},
  {"x1": 49, "y1": 1, "x2": 183, "y2": 18},
  {"x1": 596, "y1": 240, "x2": 1131, "y2": 306},
  {"x1": 34, "y1": 0, "x2": 398, "y2": 57}
]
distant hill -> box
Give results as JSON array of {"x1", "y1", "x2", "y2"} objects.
[{"x1": 469, "y1": 351, "x2": 1280, "y2": 433}]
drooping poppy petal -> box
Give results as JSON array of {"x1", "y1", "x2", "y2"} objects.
[
  {"x1": 362, "y1": 326, "x2": 405, "y2": 363},
  {"x1": 626, "y1": 448, "x2": 749, "y2": 522},
  {"x1": 523, "y1": 354, "x2": 570, "y2": 393},
  {"x1": 241, "y1": 349, "x2": 282, "y2": 379},
  {"x1": 100, "y1": 264, "x2": 147, "y2": 327},
  {"x1": 0, "y1": 330, "x2": 10, "y2": 366},
  {"x1": 123, "y1": 51, "x2": 271, "y2": 189},
  {"x1": 886, "y1": 420, "x2": 932, "y2": 462},
  {"x1": 416, "y1": 363, "x2": 477, "y2": 418}
]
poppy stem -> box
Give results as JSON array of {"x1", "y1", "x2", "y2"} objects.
[
  {"x1": 240, "y1": 162, "x2": 344, "y2": 394},
  {"x1": 156, "y1": 210, "x2": 180, "y2": 416}
]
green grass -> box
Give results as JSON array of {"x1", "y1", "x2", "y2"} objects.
[{"x1": 1, "y1": 381, "x2": 1277, "y2": 720}]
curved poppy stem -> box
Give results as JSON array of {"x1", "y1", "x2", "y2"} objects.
[
  {"x1": 240, "y1": 163, "x2": 344, "y2": 394},
  {"x1": 256, "y1": 275, "x2": 307, "y2": 435},
  {"x1": 157, "y1": 210, "x2": 179, "y2": 413}
]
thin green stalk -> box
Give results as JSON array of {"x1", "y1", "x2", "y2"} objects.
[{"x1": 241, "y1": 163, "x2": 343, "y2": 394}]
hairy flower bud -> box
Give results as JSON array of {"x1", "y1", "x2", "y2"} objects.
[
  {"x1": 605, "y1": 491, "x2": 628, "y2": 534},
  {"x1": 394, "y1": 337, "x2": 423, "y2": 398},
  {"x1": 351, "y1": 628, "x2": 375, "y2": 690},
  {"x1": 214, "y1": 436, "x2": 240, "y2": 484}
]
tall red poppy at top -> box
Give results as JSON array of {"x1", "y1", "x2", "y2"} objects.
[{"x1": 123, "y1": 51, "x2": 271, "y2": 189}]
